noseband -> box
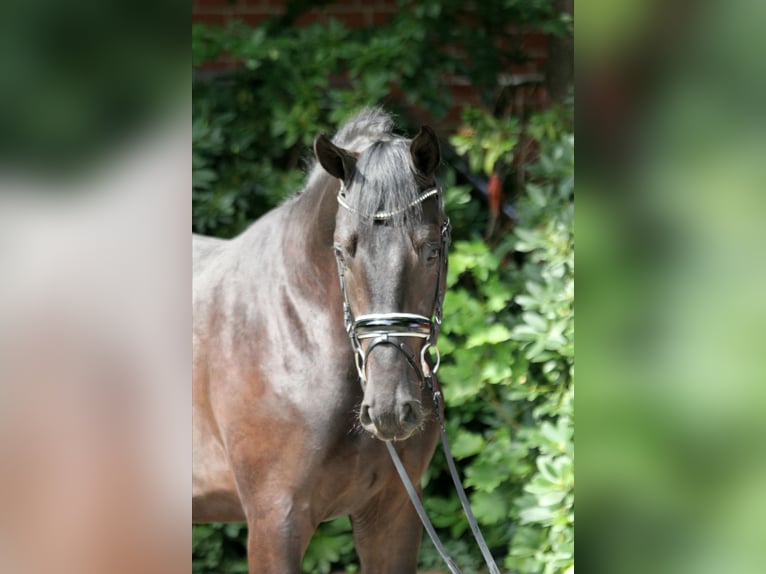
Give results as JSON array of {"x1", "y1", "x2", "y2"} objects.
[{"x1": 333, "y1": 185, "x2": 451, "y2": 386}]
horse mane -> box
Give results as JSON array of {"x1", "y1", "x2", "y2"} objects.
[
  {"x1": 332, "y1": 108, "x2": 397, "y2": 151},
  {"x1": 307, "y1": 108, "x2": 426, "y2": 229}
]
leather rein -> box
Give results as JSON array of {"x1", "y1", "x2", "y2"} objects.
[{"x1": 334, "y1": 185, "x2": 501, "y2": 574}]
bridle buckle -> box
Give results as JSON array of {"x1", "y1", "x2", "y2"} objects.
[{"x1": 420, "y1": 342, "x2": 441, "y2": 378}]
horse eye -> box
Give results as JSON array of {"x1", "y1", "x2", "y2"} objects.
[
  {"x1": 423, "y1": 244, "x2": 440, "y2": 264},
  {"x1": 333, "y1": 246, "x2": 345, "y2": 261},
  {"x1": 334, "y1": 236, "x2": 357, "y2": 261}
]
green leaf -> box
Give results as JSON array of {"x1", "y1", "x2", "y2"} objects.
[
  {"x1": 192, "y1": 168, "x2": 217, "y2": 190},
  {"x1": 526, "y1": 182, "x2": 548, "y2": 207},
  {"x1": 465, "y1": 324, "x2": 512, "y2": 348},
  {"x1": 539, "y1": 419, "x2": 572, "y2": 453},
  {"x1": 537, "y1": 456, "x2": 562, "y2": 483},
  {"x1": 451, "y1": 430, "x2": 486, "y2": 459},
  {"x1": 480, "y1": 361, "x2": 512, "y2": 384},
  {"x1": 440, "y1": 363, "x2": 484, "y2": 405},
  {"x1": 470, "y1": 490, "x2": 509, "y2": 525},
  {"x1": 538, "y1": 490, "x2": 567, "y2": 507},
  {"x1": 522, "y1": 311, "x2": 548, "y2": 332},
  {"x1": 519, "y1": 505, "x2": 556, "y2": 525},
  {"x1": 465, "y1": 459, "x2": 508, "y2": 493}
]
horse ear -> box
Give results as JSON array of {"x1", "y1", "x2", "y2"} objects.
[
  {"x1": 410, "y1": 125, "x2": 441, "y2": 179},
  {"x1": 314, "y1": 133, "x2": 356, "y2": 182}
]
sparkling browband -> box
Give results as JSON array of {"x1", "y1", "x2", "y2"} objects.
[{"x1": 337, "y1": 186, "x2": 441, "y2": 220}]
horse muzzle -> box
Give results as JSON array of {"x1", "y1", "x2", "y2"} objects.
[
  {"x1": 348, "y1": 314, "x2": 424, "y2": 440},
  {"x1": 359, "y1": 395, "x2": 423, "y2": 441}
]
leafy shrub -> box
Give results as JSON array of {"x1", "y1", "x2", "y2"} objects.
[
  {"x1": 192, "y1": 523, "x2": 248, "y2": 574},
  {"x1": 451, "y1": 106, "x2": 573, "y2": 574}
]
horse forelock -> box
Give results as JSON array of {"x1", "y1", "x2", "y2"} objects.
[
  {"x1": 344, "y1": 139, "x2": 424, "y2": 229},
  {"x1": 331, "y1": 107, "x2": 396, "y2": 151},
  {"x1": 301, "y1": 108, "x2": 434, "y2": 229},
  {"x1": 333, "y1": 108, "x2": 432, "y2": 228}
]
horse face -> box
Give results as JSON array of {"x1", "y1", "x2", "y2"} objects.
[
  {"x1": 316, "y1": 127, "x2": 443, "y2": 441},
  {"x1": 336, "y1": 215, "x2": 444, "y2": 440}
]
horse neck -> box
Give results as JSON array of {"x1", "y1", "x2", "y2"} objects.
[{"x1": 284, "y1": 171, "x2": 340, "y2": 289}]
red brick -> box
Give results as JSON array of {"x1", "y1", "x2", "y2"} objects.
[
  {"x1": 294, "y1": 11, "x2": 319, "y2": 26},
  {"x1": 236, "y1": 12, "x2": 277, "y2": 27},
  {"x1": 232, "y1": 5, "x2": 282, "y2": 14},
  {"x1": 506, "y1": 62, "x2": 537, "y2": 75},
  {"x1": 327, "y1": 11, "x2": 368, "y2": 28},
  {"x1": 522, "y1": 32, "x2": 548, "y2": 54},
  {"x1": 191, "y1": 0, "x2": 557, "y2": 119},
  {"x1": 369, "y1": 11, "x2": 396, "y2": 26},
  {"x1": 243, "y1": 0, "x2": 285, "y2": 7},
  {"x1": 243, "y1": 0, "x2": 281, "y2": 6},
  {"x1": 192, "y1": 12, "x2": 230, "y2": 26},
  {"x1": 196, "y1": 59, "x2": 239, "y2": 73},
  {"x1": 196, "y1": 0, "x2": 244, "y2": 7}
]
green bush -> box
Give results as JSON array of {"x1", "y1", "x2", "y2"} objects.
[
  {"x1": 444, "y1": 106, "x2": 573, "y2": 574},
  {"x1": 192, "y1": 3, "x2": 573, "y2": 572}
]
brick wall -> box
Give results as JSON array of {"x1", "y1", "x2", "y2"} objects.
[
  {"x1": 192, "y1": 1, "x2": 557, "y2": 129},
  {"x1": 193, "y1": 0, "x2": 401, "y2": 29}
]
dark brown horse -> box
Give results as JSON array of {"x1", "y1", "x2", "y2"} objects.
[{"x1": 193, "y1": 109, "x2": 449, "y2": 573}]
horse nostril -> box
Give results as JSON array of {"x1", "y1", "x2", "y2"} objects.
[
  {"x1": 360, "y1": 404, "x2": 373, "y2": 427},
  {"x1": 400, "y1": 401, "x2": 420, "y2": 427}
]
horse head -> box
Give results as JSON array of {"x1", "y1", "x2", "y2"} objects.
[{"x1": 314, "y1": 125, "x2": 447, "y2": 441}]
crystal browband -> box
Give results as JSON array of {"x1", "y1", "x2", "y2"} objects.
[{"x1": 337, "y1": 186, "x2": 441, "y2": 220}]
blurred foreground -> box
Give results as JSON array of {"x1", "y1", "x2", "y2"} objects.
[
  {"x1": 0, "y1": 1, "x2": 189, "y2": 573},
  {"x1": 578, "y1": 0, "x2": 766, "y2": 572},
  {"x1": 0, "y1": 119, "x2": 191, "y2": 573}
]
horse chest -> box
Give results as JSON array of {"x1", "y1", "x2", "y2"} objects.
[{"x1": 302, "y1": 432, "x2": 400, "y2": 519}]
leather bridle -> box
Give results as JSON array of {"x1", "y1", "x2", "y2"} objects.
[
  {"x1": 333, "y1": 184, "x2": 501, "y2": 574},
  {"x1": 334, "y1": 184, "x2": 450, "y2": 388}
]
